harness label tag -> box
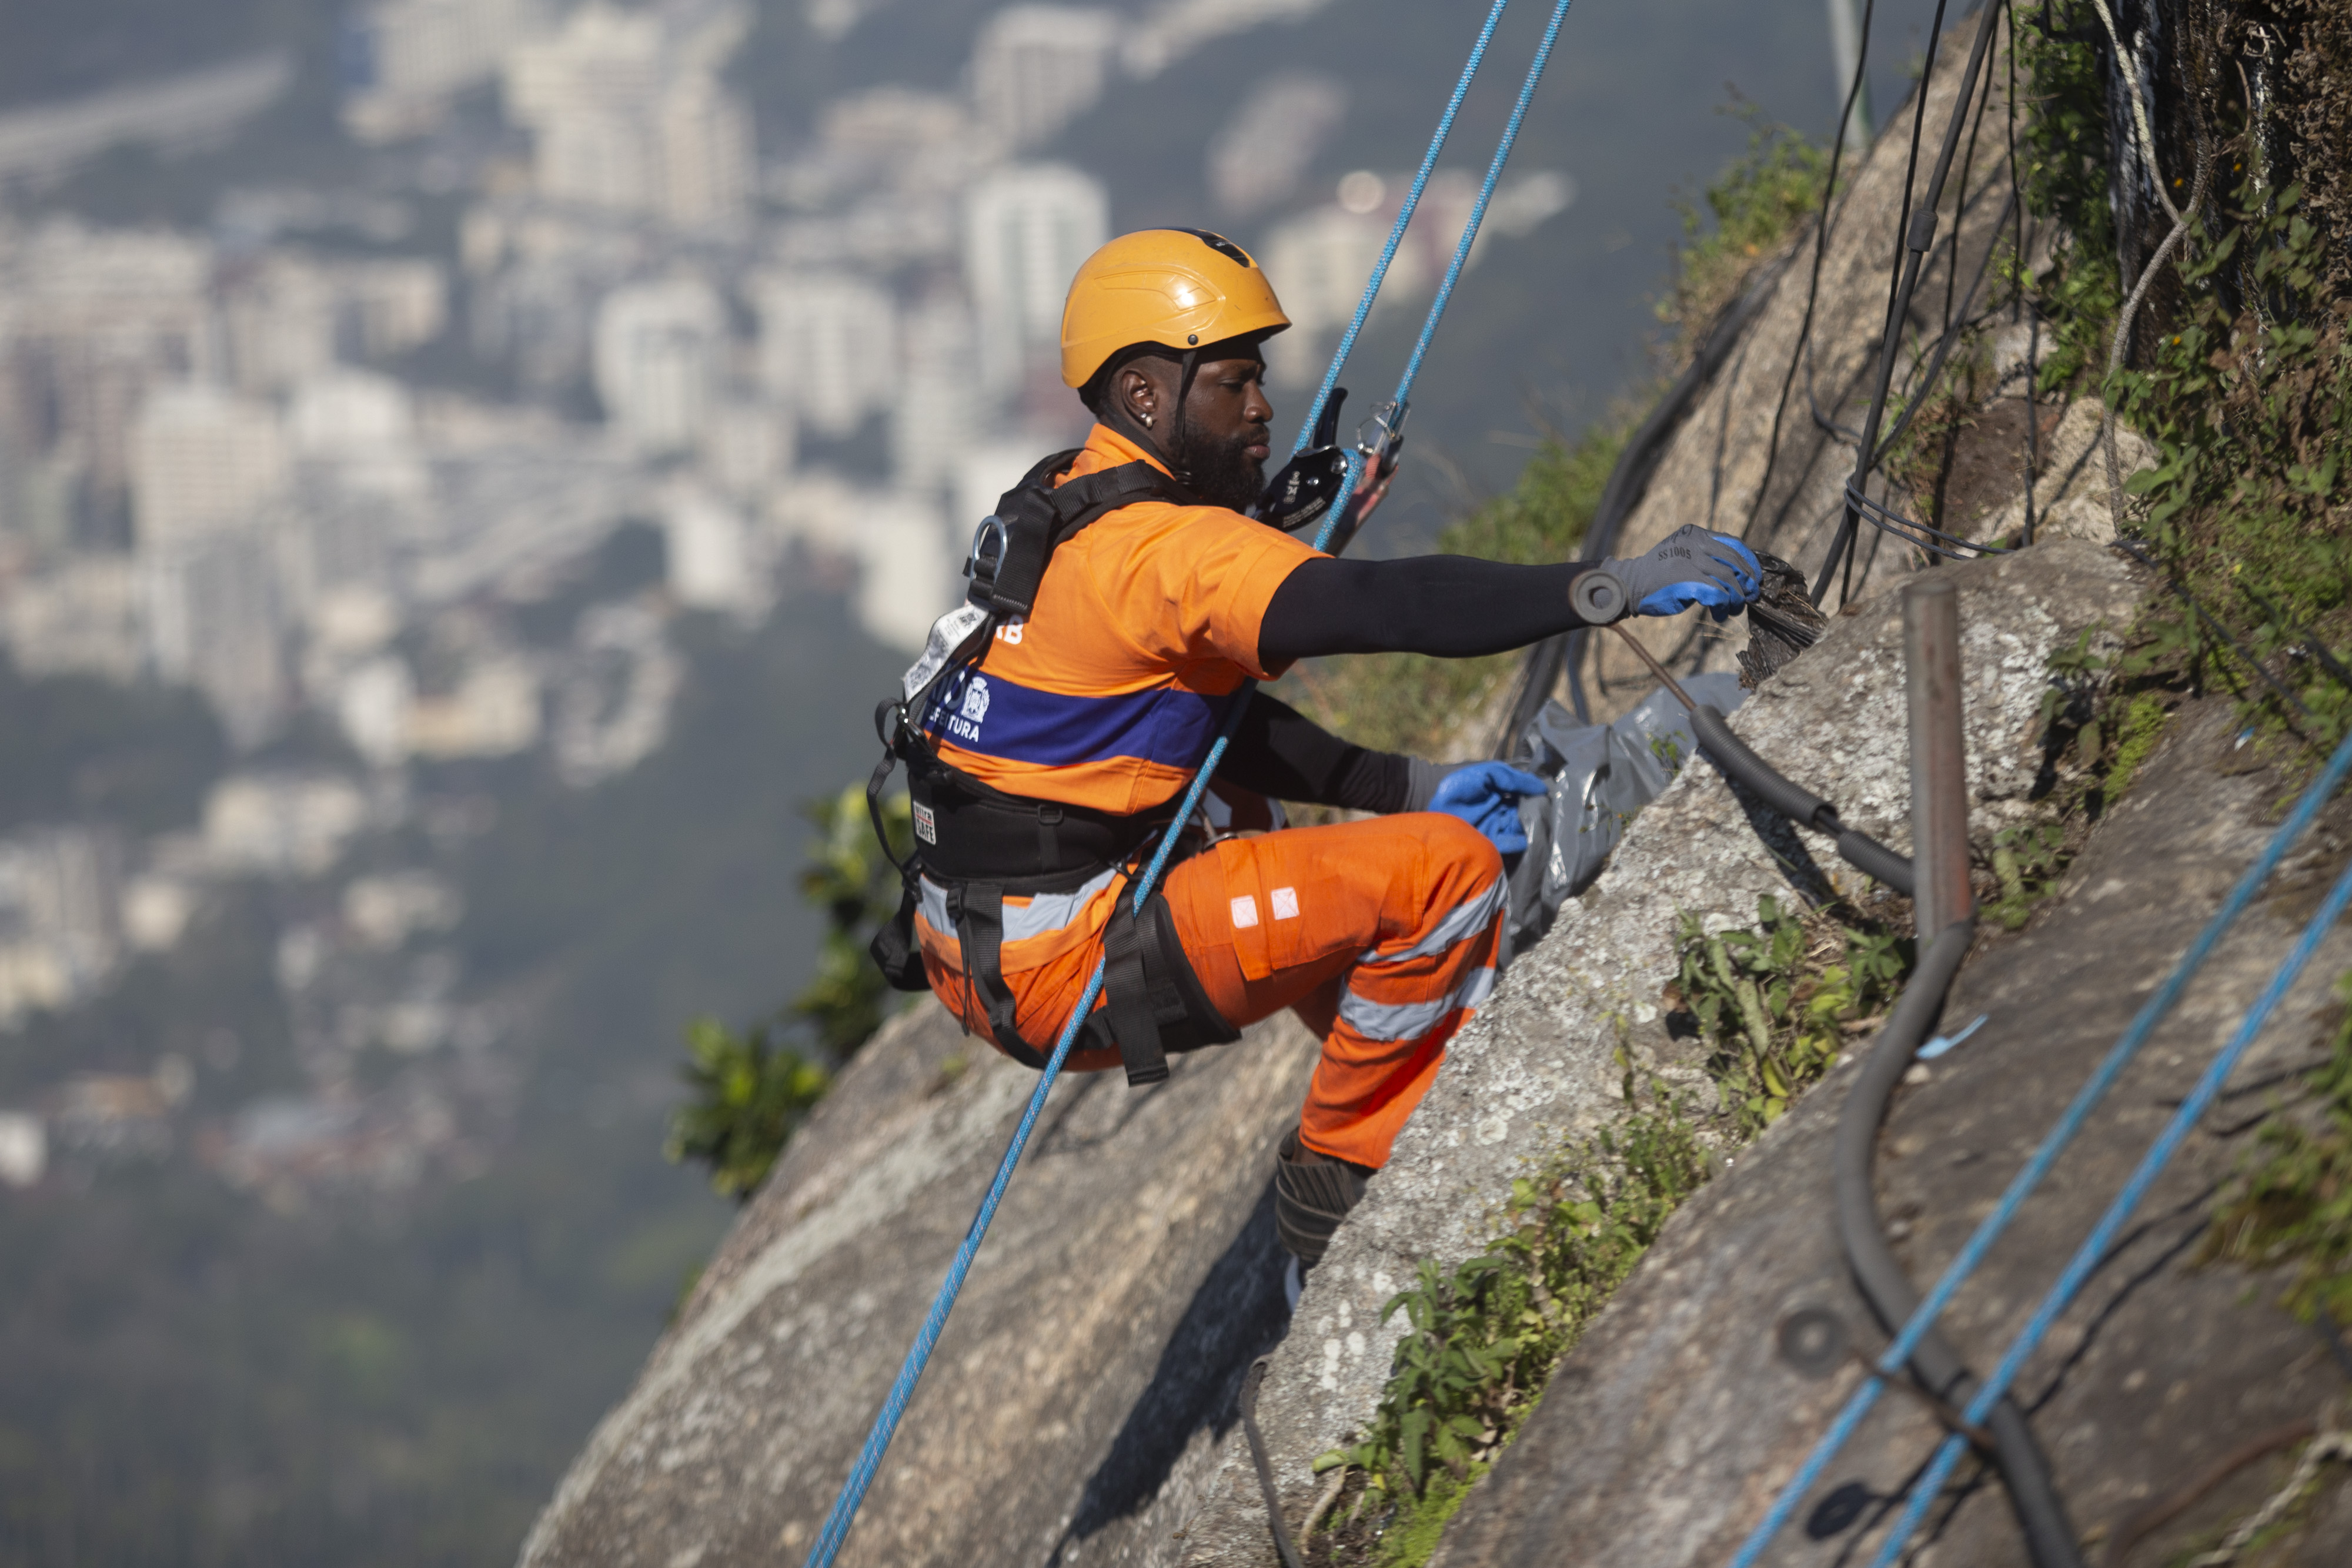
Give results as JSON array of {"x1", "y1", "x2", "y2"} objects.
[
  {"x1": 902, "y1": 603, "x2": 990, "y2": 702},
  {"x1": 913, "y1": 802, "x2": 937, "y2": 844}
]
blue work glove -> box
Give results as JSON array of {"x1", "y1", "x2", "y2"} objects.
[
  {"x1": 1606, "y1": 525, "x2": 1763, "y2": 621},
  {"x1": 1414, "y1": 761, "x2": 1551, "y2": 856}
]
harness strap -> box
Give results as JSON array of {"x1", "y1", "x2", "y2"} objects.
[
  {"x1": 951, "y1": 883, "x2": 1050, "y2": 1071},
  {"x1": 1087, "y1": 888, "x2": 1240, "y2": 1086},
  {"x1": 1098, "y1": 900, "x2": 1167, "y2": 1086}
]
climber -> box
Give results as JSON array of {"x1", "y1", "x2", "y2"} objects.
[{"x1": 873, "y1": 228, "x2": 1760, "y2": 1283}]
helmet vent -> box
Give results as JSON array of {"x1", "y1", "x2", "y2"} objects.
[{"x1": 1172, "y1": 228, "x2": 1252, "y2": 268}]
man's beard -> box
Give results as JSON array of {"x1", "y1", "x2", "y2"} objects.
[{"x1": 1182, "y1": 429, "x2": 1265, "y2": 512}]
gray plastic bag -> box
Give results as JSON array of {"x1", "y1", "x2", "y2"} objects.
[{"x1": 1503, "y1": 672, "x2": 1746, "y2": 957}]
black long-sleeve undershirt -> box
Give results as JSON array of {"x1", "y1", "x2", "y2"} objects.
[
  {"x1": 1220, "y1": 693, "x2": 1412, "y2": 814},
  {"x1": 1257, "y1": 556, "x2": 1595, "y2": 667}
]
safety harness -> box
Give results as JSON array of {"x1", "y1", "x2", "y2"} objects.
[{"x1": 866, "y1": 448, "x2": 1240, "y2": 1088}]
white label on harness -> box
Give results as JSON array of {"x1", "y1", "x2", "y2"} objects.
[
  {"x1": 913, "y1": 802, "x2": 937, "y2": 844},
  {"x1": 902, "y1": 603, "x2": 990, "y2": 702},
  {"x1": 1230, "y1": 894, "x2": 1259, "y2": 929}
]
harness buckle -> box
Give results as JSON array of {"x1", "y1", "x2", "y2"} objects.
[{"x1": 966, "y1": 515, "x2": 1008, "y2": 589}]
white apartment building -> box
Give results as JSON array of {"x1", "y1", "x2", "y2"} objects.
[
  {"x1": 752, "y1": 272, "x2": 898, "y2": 439},
  {"x1": 0, "y1": 826, "x2": 125, "y2": 1029},
  {"x1": 142, "y1": 532, "x2": 288, "y2": 748},
  {"x1": 130, "y1": 385, "x2": 289, "y2": 548},
  {"x1": 202, "y1": 773, "x2": 370, "y2": 880},
  {"x1": 893, "y1": 292, "x2": 978, "y2": 495},
  {"x1": 592, "y1": 275, "x2": 726, "y2": 454},
  {"x1": 970, "y1": 6, "x2": 1118, "y2": 151},
  {"x1": 0, "y1": 220, "x2": 216, "y2": 519},
  {"x1": 503, "y1": 1, "x2": 754, "y2": 228},
  {"x1": 342, "y1": 0, "x2": 552, "y2": 143},
  {"x1": 220, "y1": 252, "x2": 449, "y2": 394},
  {"x1": 2, "y1": 556, "x2": 142, "y2": 683},
  {"x1": 962, "y1": 164, "x2": 1108, "y2": 397}
]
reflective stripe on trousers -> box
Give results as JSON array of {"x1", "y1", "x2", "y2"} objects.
[{"x1": 920, "y1": 811, "x2": 1505, "y2": 1169}]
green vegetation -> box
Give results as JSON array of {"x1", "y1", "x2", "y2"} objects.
[
  {"x1": 666, "y1": 1018, "x2": 834, "y2": 1201},
  {"x1": 1672, "y1": 894, "x2": 1911, "y2": 1132},
  {"x1": 1315, "y1": 897, "x2": 1913, "y2": 1565},
  {"x1": 2203, "y1": 972, "x2": 2352, "y2": 1328},
  {"x1": 665, "y1": 783, "x2": 911, "y2": 1199},
  {"x1": 2100, "y1": 691, "x2": 2171, "y2": 801},
  {"x1": 1318, "y1": 1108, "x2": 1710, "y2": 1563},
  {"x1": 2017, "y1": 23, "x2": 2352, "y2": 765},
  {"x1": 1984, "y1": 822, "x2": 2069, "y2": 932},
  {"x1": 1661, "y1": 102, "x2": 1839, "y2": 342},
  {"x1": 790, "y1": 784, "x2": 914, "y2": 1058}
]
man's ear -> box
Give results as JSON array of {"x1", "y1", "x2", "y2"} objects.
[{"x1": 1118, "y1": 365, "x2": 1159, "y2": 429}]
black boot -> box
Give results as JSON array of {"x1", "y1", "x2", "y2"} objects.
[{"x1": 1273, "y1": 1127, "x2": 1375, "y2": 1271}]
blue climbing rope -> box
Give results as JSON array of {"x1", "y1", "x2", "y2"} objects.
[
  {"x1": 801, "y1": 9, "x2": 1582, "y2": 1560},
  {"x1": 1291, "y1": 0, "x2": 1512, "y2": 459},
  {"x1": 1726, "y1": 724, "x2": 2352, "y2": 1568},
  {"x1": 1863, "y1": 840, "x2": 2352, "y2": 1564},
  {"x1": 801, "y1": 695, "x2": 1250, "y2": 1568},
  {"x1": 1323, "y1": 0, "x2": 1576, "y2": 526}
]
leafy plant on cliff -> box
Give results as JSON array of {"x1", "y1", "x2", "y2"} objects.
[
  {"x1": 665, "y1": 1017, "x2": 833, "y2": 1201},
  {"x1": 1661, "y1": 99, "x2": 1839, "y2": 343},
  {"x1": 1671, "y1": 894, "x2": 1912, "y2": 1133},
  {"x1": 2202, "y1": 971, "x2": 2352, "y2": 1327},
  {"x1": 1318, "y1": 1105, "x2": 1710, "y2": 1563},
  {"x1": 2020, "y1": 18, "x2": 2352, "y2": 765},
  {"x1": 1318, "y1": 898, "x2": 1913, "y2": 1566},
  {"x1": 667, "y1": 784, "x2": 913, "y2": 1199}
]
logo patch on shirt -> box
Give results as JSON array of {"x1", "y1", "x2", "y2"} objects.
[
  {"x1": 943, "y1": 674, "x2": 990, "y2": 743},
  {"x1": 1271, "y1": 887, "x2": 1299, "y2": 920},
  {"x1": 1230, "y1": 894, "x2": 1259, "y2": 930},
  {"x1": 913, "y1": 802, "x2": 937, "y2": 844}
]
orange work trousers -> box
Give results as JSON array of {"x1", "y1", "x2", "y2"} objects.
[{"x1": 920, "y1": 813, "x2": 1505, "y2": 1168}]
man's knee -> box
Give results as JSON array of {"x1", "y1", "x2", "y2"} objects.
[{"x1": 1421, "y1": 810, "x2": 1505, "y2": 882}]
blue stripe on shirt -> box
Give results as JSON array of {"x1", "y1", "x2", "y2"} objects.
[{"x1": 924, "y1": 667, "x2": 1231, "y2": 770}]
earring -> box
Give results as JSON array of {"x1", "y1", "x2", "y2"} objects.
[{"x1": 1140, "y1": 412, "x2": 1154, "y2": 427}]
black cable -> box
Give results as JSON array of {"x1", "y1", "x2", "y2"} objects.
[
  {"x1": 1813, "y1": 0, "x2": 2004, "y2": 607},
  {"x1": 1240, "y1": 1355, "x2": 1306, "y2": 1568},
  {"x1": 1745, "y1": 0, "x2": 1881, "y2": 537},
  {"x1": 1869, "y1": 189, "x2": 2023, "y2": 469},
  {"x1": 1835, "y1": 918, "x2": 2087, "y2": 1568},
  {"x1": 1490, "y1": 258, "x2": 1783, "y2": 748}
]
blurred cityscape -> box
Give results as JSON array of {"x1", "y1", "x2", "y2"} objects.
[{"x1": 0, "y1": 0, "x2": 1572, "y2": 1209}]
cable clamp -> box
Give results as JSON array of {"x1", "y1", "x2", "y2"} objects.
[{"x1": 1906, "y1": 208, "x2": 1939, "y2": 253}]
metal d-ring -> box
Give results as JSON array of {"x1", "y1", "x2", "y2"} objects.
[{"x1": 967, "y1": 515, "x2": 1007, "y2": 581}]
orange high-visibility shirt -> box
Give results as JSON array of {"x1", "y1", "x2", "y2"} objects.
[{"x1": 920, "y1": 424, "x2": 1324, "y2": 817}]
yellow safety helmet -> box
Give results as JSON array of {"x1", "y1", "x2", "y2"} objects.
[{"x1": 1059, "y1": 229, "x2": 1291, "y2": 390}]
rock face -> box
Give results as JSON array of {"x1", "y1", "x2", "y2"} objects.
[
  {"x1": 518, "y1": 998, "x2": 1319, "y2": 1567},
  {"x1": 1173, "y1": 539, "x2": 2146, "y2": 1564},
  {"x1": 523, "y1": 17, "x2": 2246, "y2": 1567},
  {"x1": 1429, "y1": 698, "x2": 2352, "y2": 1568},
  {"x1": 1579, "y1": 16, "x2": 2153, "y2": 707}
]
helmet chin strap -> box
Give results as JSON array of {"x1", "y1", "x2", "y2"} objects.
[{"x1": 1167, "y1": 349, "x2": 1200, "y2": 486}]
